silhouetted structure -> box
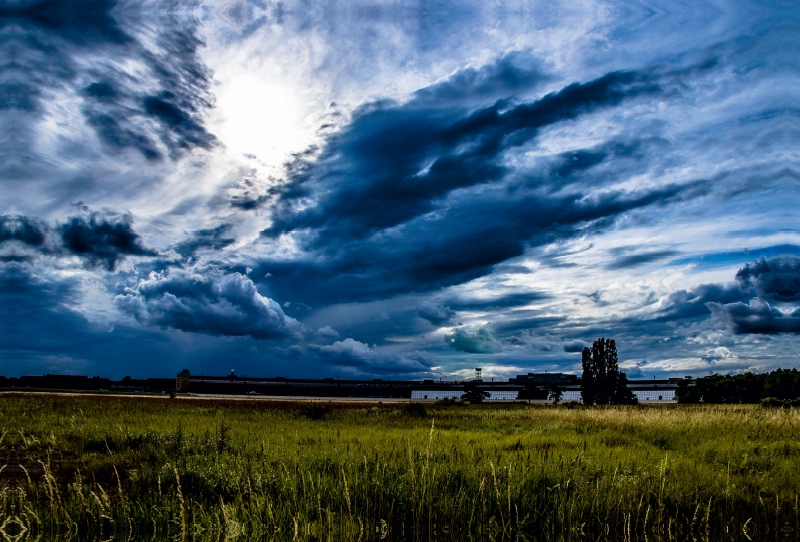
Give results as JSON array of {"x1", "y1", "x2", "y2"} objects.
[
  {"x1": 176, "y1": 370, "x2": 191, "y2": 392},
  {"x1": 0, "y1": 371, "x2": 685, "y2": 401},
  {"x1": 510, "y1": 373, "x2": 578, "y2": 385}
]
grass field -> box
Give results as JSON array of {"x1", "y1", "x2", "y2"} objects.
[{"x1": 0, "y1": 394, "x2": 798, "y2": 541}]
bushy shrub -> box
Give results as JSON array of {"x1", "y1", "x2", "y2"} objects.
[
  {"x1": 401, "y1": 402, "x2": 427, "y2": 417},
  {"x1": 297, "y1": 402, "x2": 330, "y2": 420},
  {"x1": 760, "y1": 397, "x2": 800, "y2": 407},
  {"x1": 460, "y1": 381, "x2": 490, "y2": 404}
]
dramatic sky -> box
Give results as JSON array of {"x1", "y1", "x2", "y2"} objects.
[{"x1": 1, "y1": 0, "x2": 798, "y2": 380}]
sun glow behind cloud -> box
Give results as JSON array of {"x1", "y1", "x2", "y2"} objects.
[{"x1": 214, "y1": 72, "x2": 313, "y2": 171}]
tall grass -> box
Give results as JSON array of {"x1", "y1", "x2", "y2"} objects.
[{"x1": 0, "y1": 394, "x2": 797, "y2": 541}]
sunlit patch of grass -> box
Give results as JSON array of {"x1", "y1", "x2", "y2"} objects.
[{"x1": 0, "y1": 395, "x2": 797, "y2": 540}]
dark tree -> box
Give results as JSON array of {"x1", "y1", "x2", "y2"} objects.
[
  {"x1": 763, "y1": 368, "x2": 800, "y2": 401},
  {"x1": 581, "y1": 345, "x2": 596, "y2": 405},
  {"x1": 677, "y1": 373, "x2": 762, "y2": 404},
  {"x1": 610, "y1": 371, "x2": 639, "y2": 405},
  {"x1": 545, "y1": 383, "x2": 566, "y2": 405},
  {"x1": 581, "y1": 338, "x2": 637, "y2": 405},
  {"x1": 520, "y1": 378, "x2": 542, "y2": 404},
  {"x1": 461, "y1": 380, "x2": 490, "y2": 404},
  {"x1": 675, "y1": 376, "x2": 700, "y2": 403}
]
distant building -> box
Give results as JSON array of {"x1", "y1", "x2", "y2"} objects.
[
  {"x1": 411, "y1": 390, "x2": 518, "y2": 400},
  {"x1": 0, "y1": 371, "x2": 678, "y2": 401},
  {"x1": 176, "y1": 369, "x2": 191, "y2": 392},
  {"x1": 511, "y1": 372, "x2": 579, "y2": 385}
]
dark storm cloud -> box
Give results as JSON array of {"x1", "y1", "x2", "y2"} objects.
[
  {"x1": 0, "y1": 0, "x2": 129, "y2": 46},
  {"x1": 0, "y1": 263, "x2": 114, "y2": 373},
  {"x1": 606, "y1": 250, "x2": 679, "y2": 270},
  {"x1": 0, "y1": 262, "x2": 148, "y2": 373},
  {"x1": 658, "y1": 283, "x2": 749, "y2": 320},
  {"x1": 1, "y1": 0, "x2": 216, "y2": 160},
  {"x1": 416, "y1": 303, "x2": 456, "y2": 325},
  {"x1": 263, "y1": 67, "x2": 663, "y2": 242},
  {"x1": 0, "y1": 215, "x2": 47, "y2": 246},
  {"x1": 309, "y1": 338, "x2": 435, "y2": 375},
  {"x1": 0, "y1": 262, "x2": 294, "y2": 378},
  {"x1": 709, "y1": 299, "x2": 800, "y2": 334},
  {"x1": 0, "y1": 0, "x2": 125, "y2": 114},
  {"x1": 671, "y1": 245, "x2": 800, "y2": 268},
  {"x1": 230, "y1": 193, "x2": 271, "y2": 211},
  {"x1": 0, "y1": 212, "x2": 156, "y2": 270},
  {"x1": 255, "y1": 59, "x2": 716, "y2": 307},
  {"x1": 81, "y1": 13, "x2": 218, "y2": 159},
  {"x1": 115, "y1": 265, "x2": 301, "y2": 340},
  {"x1": 492, "y1": 316, "x2": 566, "y2": 334},
  {"x1": 82, "y1": 108, "x2": 163, "y2": 161},
  {"x1": 0, "y1": 264, "x2": 81, "y2": 353},
  {"x1": 655, "y1": 256, "x2": 800, "y2": 335},
  {"x1": 735, "y1": 256, "x2": 800, "y2": 302},
  {"x1": 258, "y1": 179, "x2": 698, "y2": 306},
  {"x1": 445, "y1": 327, "x2": 498, "y2": 354},
  {"x1": 228, "y1": 171, "x2": 285, "y2": 211},
  {"x1": 563, "y1": 340, "x2": 588, "y2": 353},
  {"x1": 501, "y1": 331, "x2": 586, "y2": 353},
  {"x1": 412, "y1": 51, "x2": 549, "y2": 106},
  {"x1": 59, "y1": 212, "x2": 156, "y2": 270},
  {"x1": 553, "y1": 150, "x2": 608, "y2": 179},
  {"x1": 448, "y1": 292, "x2": 550, "y2": 311},
  {"x1": 173, "y1": 224, "x2": 237, "y2": 257}
]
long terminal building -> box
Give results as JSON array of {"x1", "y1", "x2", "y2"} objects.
[{"x1": 1, "y1": 369, "x2": 682, "y2": 402}]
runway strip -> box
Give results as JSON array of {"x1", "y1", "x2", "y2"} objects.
[{"x1": 0, "y1": 390, "x2": 561, "y2": 405}]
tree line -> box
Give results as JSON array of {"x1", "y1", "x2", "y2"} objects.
[{"x1": 676, "y1": 368, "x2": 800, "y2": 405}]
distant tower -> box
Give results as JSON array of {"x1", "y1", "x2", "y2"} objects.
[
  {"x1": 475, "y1": 368, "x2": 482, "y2": 381},
  {"x1": 176, "y1": 369, "x2": 190, "y2": 392}
]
